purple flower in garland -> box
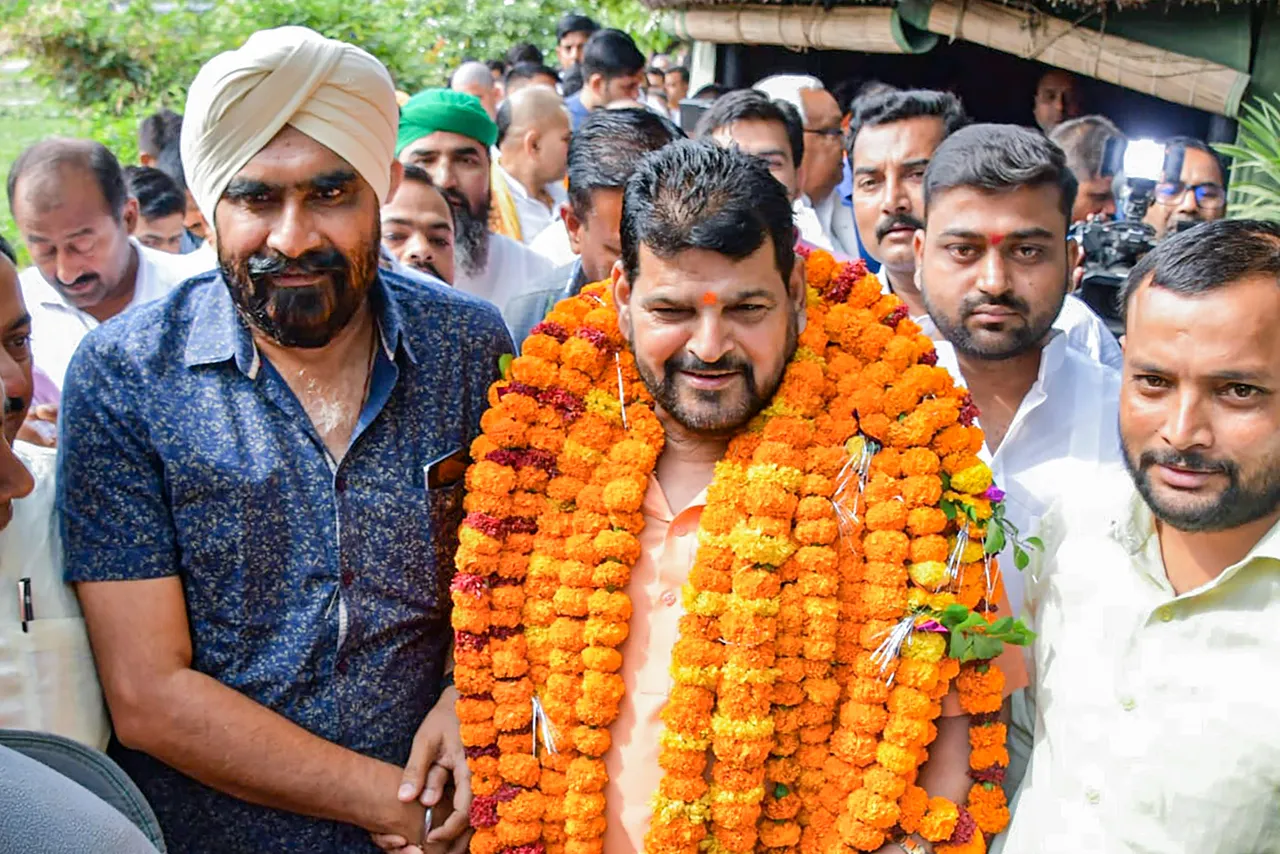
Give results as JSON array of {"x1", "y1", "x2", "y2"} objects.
[
  {"x1": 950, "y1": 806, "x2": 978, "y2": 844},
  {"x1": 983, "y1": 484, "x2": 1006, "y2": 503}
]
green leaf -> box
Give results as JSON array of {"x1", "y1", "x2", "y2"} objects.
[
  {"x1": 984, "y1": 523, "x2": 1006, "y2": 555},
  {"x1": 498, "y1": 353, "x2": 513, "y2": 379},
  {"x1": 940, "y1": 471, "x2": 952, "y2": 490},
  {"x1": 941, "y1": 500, "x2": 957, "y2": 522},
  {"x1": 988, "y1": 616, "x2": 1014, "y2": 635},
  {"x1": 1014, "y1": 547, "x2": 1030, "y2": 571},
  {"x1": 940, "y1": 603, "x2": 971, "y2": 628},
  {"x1": 1024, "y1": 536, "x2": 1044, "y2": 550},
  {"x1": 774, "y1": 783, "x2": 790, "y2": 799}
]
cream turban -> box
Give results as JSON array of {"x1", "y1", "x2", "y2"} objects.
[{"x1": 181, "y1": 26, "x2": 399, "y2": 228}]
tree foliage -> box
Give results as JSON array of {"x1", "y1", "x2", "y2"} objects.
[
  {"x1": 1215, "y1": 94, "x2": 1280, "y2": 221},
  {"x1": 3, "y1": 0, "x2": 668, "y2": 162}
]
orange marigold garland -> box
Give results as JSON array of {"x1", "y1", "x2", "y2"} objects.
[{"x1": 455, "y1": 250, "x2": 1031, "y2": 854}]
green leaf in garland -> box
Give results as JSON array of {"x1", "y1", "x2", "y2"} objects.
[
  {"x1": 498, "y1": 353, "x2": 513, "y2": 379},
  {"x1": 1014, "y1": 546, "x2": 1030, "y2": 571},
  {"x1": 985, "y1": 523, "x2": 1006, "y2": 555},
  {"x1": 941, "y1": 499, "x2": 957, "y2": 522},
  {"x1": 774, "y1": 783, "x2": 790, "y2": 799},
  {"x1": 1025, "y1": 536, "x2": 1044, "y2": 550}
]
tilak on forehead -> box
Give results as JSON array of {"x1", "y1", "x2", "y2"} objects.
[
  {"x1": 989, "y1": 232, "x2": 1007, "y2": 247},
  {"x1": 701, "y1": 291, "x2": 718, "y2": 306}
]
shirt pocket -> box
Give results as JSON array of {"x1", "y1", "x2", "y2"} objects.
[{"x1": 0, "y1": 619, "x2": 110, "y2": 750}]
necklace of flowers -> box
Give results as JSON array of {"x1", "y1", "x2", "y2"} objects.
[{"x1": 450, "y1": 248, "x2": 1031, "y2": 854}]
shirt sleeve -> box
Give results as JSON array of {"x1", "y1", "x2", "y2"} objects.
[{"x1": 57, "y1": 333, "x2": 179, "y2": 583}]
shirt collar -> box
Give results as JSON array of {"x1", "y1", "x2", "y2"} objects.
[
  {"x1": 498, "y1": 165, "x2": 533, "y2": 202},
  {"x1": 183, "y1": 271, "x2": 416, "y2": 376}
]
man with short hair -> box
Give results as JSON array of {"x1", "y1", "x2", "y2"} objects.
[
  {"x1": 1049, "y1": 114, "x2": 1125, "y2": 223},
  {"x1": 851, "y1": 89, "x2": 1122, "y2": 370},
  {"x1": 381, "y1": 164, "x2": 456, "y2": 285},
  {"x1": 754, "y1": 74, "x2": 857, "y2": 258},
  {"x1": 1003, "y1": 218, "x2": 1280, "y2": 853},
  {"x1": 8, "y1": 138, "x2": 194, "y2": 395},
  {"x1": 506, "y1": 43, "x2": 543, "y2": 68},
  {"x1": 564, "y1": 29, "x2": 646, "y2": 130},
  {"x1": 123, "y1": 166, "x2": 187, "y2": 254},
  {"x1": 397, "y1": 88, "x2": 552, "y2": 309},
  {"x1": 137, "y1": 109, "x2": 183, "y2": 170},
  {"x1": 644, "y1": 66, "x2": 668, "y2": 113},
  {"x1": 663, "y1": 66, "x2": 690, "y2": 124},
  {"x1": 60, "y1": 26, "x2": 512, "y2": 853},
  {"x1": 450, "y1": 61, "x2": 500, "y2": 120},
  {"x1": 492, "y1": 86, "x2": 572, "y2": 245},
  {"x1": 1032, "y1": 68, "x2": 1081, "y2": 134},
  {"x1": 695, "y1": 88, "x2": 835, "y2": 255},
  {"x1": 1144, "y1": 136, "x2": 1227, "y2": 239},
  {"x1": 0, "y1": 235, "x2": 109, "y2": 749},
  {"x1": 507, "y1": 107, "x2": 681, "y2": 345},
  {"x1": 555, "y1": 13, "x2": 598, "y2": 71},
  {"x1": 504, "y1": 62, "x2": 559, "y2": 97}
]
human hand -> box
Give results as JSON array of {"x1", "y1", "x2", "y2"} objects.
[
  {"x1": 17, "y1": 404, "x2": 57, "y2": 447},
  {"x1": 370, "y1": 686, "x2": 472, "y2": 854}
]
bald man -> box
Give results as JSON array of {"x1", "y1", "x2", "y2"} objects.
[
  {"x1": 59, "y1": 26, "x2": 511, "y2": 854},
  {"x1": 450, "y1": 61, "x2": 499, "y2": 119},
  {"x1": 492, "y1": 85, "x2": 571, "y2": 246}
]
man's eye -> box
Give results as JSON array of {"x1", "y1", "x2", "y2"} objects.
[
  {"x1": 948, "y1": 245, "x2": 978, "y2": 260},
  {"x1": 1014, "y1": 245, "x2": 1044, "y2": 261},
  {"x1": 1135, "y1": 374, "x2": 1169, "y2": 390},
  {"x1": 652, "y1": 307, "x2": 692, "y2": 318},
  {"x1": 5, "y1": 334, "x2": 31, "y2": 357},
  {"x1": 430, "y1": 238, "x2": 452, "y2": 249},
  {"x1": 317, "y1": 187, "x2": 345, "y2": 200},
  {"x1": 732, "y1": 304, "x2": 767, "y2": 316},
  {"x1": 383, "y1": 231, "x2": 406, "y2": 243},
  {"x1": 856, "y1": 178, "x2": 880, "y2": 191},
  {"x1": 1224, "y1": 383, "x2": 1262, "y2": 401}
]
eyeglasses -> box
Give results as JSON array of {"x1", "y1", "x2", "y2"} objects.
[{"x1": 1155, "y1": 181, "x2": 1226, "y2": 209}]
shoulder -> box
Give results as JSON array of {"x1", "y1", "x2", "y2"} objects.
[
  {"x1": 380, "y1": 270, "x2": 512, "y2": 353},
  {"x1": 1039, "y1": 461, "x2": 1134, "y2": 554}
]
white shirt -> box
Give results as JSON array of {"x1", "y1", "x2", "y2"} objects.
[
  {"x1": 811, "y1": 189, "x2": 859, "y2": 259},
  {"x1": 528, "y1": 220, "x2": 578, "y2": 268},
  {"x1": 498, "y1": 165, "x2": 567, "y2": 246},
  {"x1": 19, "y1": 238, "x2": 190, "y2": 390},
  {"x1": 933, "y1": 333, "x2": 1121, "y2": 615},
  {"x1": 0, "y1": 443, "x2": 109, "y2": 750},
  {"x1": 1003, "y1": 466, "x2": 1280, "y2": 853},
  {"x1": 794, "y1": 197, "x2": 834, "y2": 253},
  {"x1": 455, "y1": 232, "x2": 554, "y2": 312}
]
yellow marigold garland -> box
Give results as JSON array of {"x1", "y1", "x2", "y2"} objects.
[{"x1": 454, "y1": 250, "x2": 1027, "y2": 854}]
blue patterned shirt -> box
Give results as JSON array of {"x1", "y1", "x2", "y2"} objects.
[{"x1": 58, "y1": 270, "x2": 512, "y2": 853}]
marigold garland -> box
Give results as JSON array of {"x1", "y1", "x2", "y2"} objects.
[{"x1": 455, "y1": 249, "x2": 1025, "y2": 854}]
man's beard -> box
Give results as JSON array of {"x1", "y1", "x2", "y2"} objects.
[
  {"x1": 219, "y1": 224, "x2": 380, "y2": 348},
  {"x1": 922, "y1": 274, "x2": 1065, "y2": 361},
  {"x1": 631, "y1": 311, "x2": 798, "y2": 436},
  {"x1": 1123, "y1": 444, "x2": 1280, "y2": 533},
  {"x1": 443, "y1": 188, "x2": 490, "y2": 278}
]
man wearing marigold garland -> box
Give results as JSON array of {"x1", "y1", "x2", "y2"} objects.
[
  {"x1": 1004, "y1": 219, "x2": 1280, "y2": 853},
  {"x1": 450, "y1": 140, "x2": 1030, "y2": 854}
]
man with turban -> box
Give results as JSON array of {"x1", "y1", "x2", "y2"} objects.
[
  {"x1": 59, "y1": 26, "x2": 511, "y2": 854},
  {"x1": 396, "y1": 88, "x2": 552, "y2": 312}
]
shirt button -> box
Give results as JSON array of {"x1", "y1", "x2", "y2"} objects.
[
  {"x1": 341, "y1": 570, "x2": 355, "y2": 587},
  {"x1": 660, "y1": 590, "x2": 678, "y2": 607},
  {"x1": 1085, "y1": 788, "x2": 1101, "y2": 805},
  {"x1": 1158, "y1": 607, "x2": 1174, "y2": 622},
  {"x1": 1120, "y1": 697, "x2": 1136, "y2": 711}
]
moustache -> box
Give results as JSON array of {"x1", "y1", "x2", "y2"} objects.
[
  {"x1": 441, "y1": 189, "x2": 475, "y2": 216},
  {"x1": 57, "y1": 273, "x2": 100, "y2": 289},
  {"x1": 2, "y1": 397, "x2": 24, "y2": 416},
  {"x1": 961, "y1": 291, "x2": 1031, "y2": 320},
  {"x1": 875, "y1": 214, "x2": 925, "y2": 243},
  {"x1": 245, "y1": 248, "x2": 347, "y2": 280},
  {"x1": 1139, "y1": 449, "x2": 1233, "y2": 476},
  {"x1": 667, "y1": 353, "x2": 750, "y2": 376}
]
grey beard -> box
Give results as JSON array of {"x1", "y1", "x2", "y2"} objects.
[{"x1": 452, "y1": 200, "x2": 491, "y2": 277}]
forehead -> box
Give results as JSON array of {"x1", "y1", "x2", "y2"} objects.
[
  {"x1": 584, "y1": 187, "x2": 624, "y2": 228},
  {"x1": 852, "y1": 117, "x2": 945, "y2": 167},
  {"x1": 1178, "y1": 147, "x2": 1223, "y2": 183},
  {"x1": 12, "y1": 162, "x2": 111, "y2": 223},
  {"x1": 633, "y1": 242, "x2": 786, "y2": 296},
  {"x1": 400, "y1": 131, "x2": 486, "y2": 160},
  {"x1": 717, "y1": 119, "x2": 790, "y2": 154},
  {"x1": 233, "y1": 126, "x2": 352, "y2": 182},
  {"x1": 384, "y1": 181, "x2": 453, "y2": 222},
  {"x1": 560, "y1": 30, "x2": 589, "y2": 45},
  {"x1": 1037, "y1": 72, "x2": 1076, "y2": 95},
  {"x1": 0, "y1": 258, "x2": 25, "y2": 322},
  {"x1": 926, "y1": 184, "x2": 1066, "y2": 237},
  {"x1": 799, "y1": 89, "x2": 841, "y2": 126},
  {"x1": 1127, "y1": 274, "x2": 1280, "y2": 373}
]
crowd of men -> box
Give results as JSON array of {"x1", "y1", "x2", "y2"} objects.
[{"x1": 0, "y1": 11, "x2": 1274, "y2": 854}]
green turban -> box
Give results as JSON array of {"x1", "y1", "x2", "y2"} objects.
[{"x1": 396, "y1": 88, "x2": 498, "y2": 156}]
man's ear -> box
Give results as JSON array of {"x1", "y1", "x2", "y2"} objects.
[
  {"x1": 564, "y1": 204, "x2": 584, "y2": 255},
  {"x1": 589, "y1": 73, "x2": 606, "y2": 100},
  {"x1": 788, "y1": 256, "x2": 808, "y2": 333},
  {"x1": 612, "y1": 258, "x2": 632, "y2": 338},
  {"x1": 912, "y1": 228, "x2": 926, "y2": 282},
  {"x1": 386, "y1": 160, "x2": 404, "y2": 203},
  {"x1": 122, "y1": 196, "x2": 139, "y2": 235},
  {"x1": 525, "y1": 128, "x2": 542, "y2": 157}
]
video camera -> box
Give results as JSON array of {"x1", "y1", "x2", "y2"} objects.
[{"x1": 1072, "y1": 139, "x2": 1190, "y2": 335}]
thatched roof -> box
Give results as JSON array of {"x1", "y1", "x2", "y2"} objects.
[{"x1": 644, "y1": 0, "x2": 1249, "y2": 12}]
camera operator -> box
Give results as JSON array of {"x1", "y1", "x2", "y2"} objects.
[
  {"x1": 1050, "y1": 115, "x2": 1125, "y2": 223},
  {"x1": 1144, "y1": 137, "x2": 1227, "y2": 239}
]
